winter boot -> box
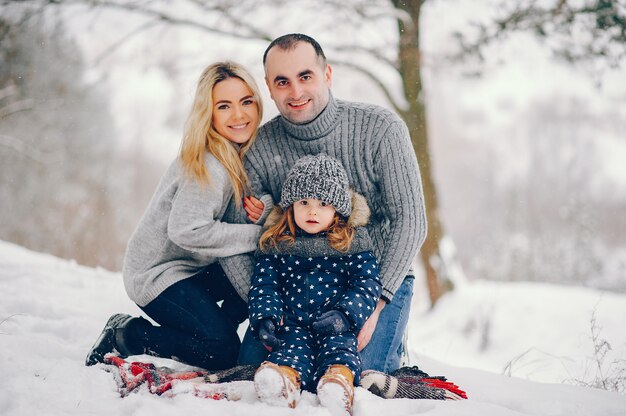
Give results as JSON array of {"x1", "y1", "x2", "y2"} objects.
[
  {"x1": 317, "y1": 364, "x2": 355, "y2": 416},
  {"x1": 85, "y1": 313, "x2": 137, "y2": 366},
  {"x1": 254, "y1": 361, "x2": 301, "y2": 408}
]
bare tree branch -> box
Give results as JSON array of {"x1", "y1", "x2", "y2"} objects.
[
  {"x1": 0, "y1": 134, "x2": 64, "y2": 164},
  {"x1": 331, "y1": 44, "x2": 399, "y2": 71},
  {"x1": 330, "y1": 59, "x2": 405, "y2": 114},
  {"x1": 91, "y1": 19, "x2": 160, "y2": 65},
  {"x1": 0, "y1": 99, "x2": 35, "y2": 119},
  {"x1": 452, "y1": 0, "x2": 626, "y2": 65},
  {"x1": 84, "y1": 0, "x2": 272, "y2": 41},
  {"x1": 187, "y1": 0, "x2": 273, "y2": 41}
]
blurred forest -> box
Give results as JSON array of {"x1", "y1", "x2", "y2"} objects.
[
  {"x1": 1, "y1": 0, "x2": 624, "y2": 293},
  {"x1": 0, "y1": 8, "x2": 162, "y2": 268}
]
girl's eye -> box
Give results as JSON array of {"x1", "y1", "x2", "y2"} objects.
[
  {"x1": 300, "y1": 200, "x2": 308, "y2": 205},
  {"x1": 320, "y1": 201, "x2": 328, "y2": 206}
]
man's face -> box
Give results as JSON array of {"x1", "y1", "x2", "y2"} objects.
[{"x1": 264, "y1": 42, "x2": 332, "y2": 124}]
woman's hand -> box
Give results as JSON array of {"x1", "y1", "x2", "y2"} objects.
[
  {"x1": 357, "y1": 299, "x2": 385, "y2": 351},
  {"x1": 243, "y1": 196, "x2": 265, "y2": 223}
]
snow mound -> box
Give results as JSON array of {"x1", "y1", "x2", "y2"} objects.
[{"x1": 1, "y1": 240, "x2": 625, "y2": 415}]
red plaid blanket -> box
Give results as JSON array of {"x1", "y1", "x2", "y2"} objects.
[{"x1": 103, "y1": 354, "x2": 238, "y2": 399}]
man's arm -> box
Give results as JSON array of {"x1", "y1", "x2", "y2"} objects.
[{"x1": 373, "y1": 119, "x2": 427, "y2": 302}]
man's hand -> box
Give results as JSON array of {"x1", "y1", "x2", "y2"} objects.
[
  {"x1": 357, "y1": 299, "x2": 385, "y2": 351},
  {"x1": 257, "y1": 318, "x2": 281, "y2": 352},
  {"x1": 243, "y1": 196, "x2": 264, "y2": 223},
  {"x1": 312, "y1": 310, "x2": 350, "y2": 335}
]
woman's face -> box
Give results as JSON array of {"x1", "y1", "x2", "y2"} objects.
[
  {"x1": 293, "y1": 198, "x2": 336, "y2": 234},
  {"x1": 212, "y1": 77, "x2": 260, "y2": 144}
]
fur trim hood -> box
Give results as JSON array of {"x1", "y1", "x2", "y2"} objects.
[{"x1": 264, "y1": 189, "x2": 370, "y2": 229}]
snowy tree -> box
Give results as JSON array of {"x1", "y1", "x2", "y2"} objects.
[
  {"x1": 7, "y1": 0, "x2": 625, "y2": 300},
  {"x1": 0, "y1": 7, "x2": 124, "y2": 268},
  {"x1": 45, "y1": 0, "x2": 454, "y2": 305}
]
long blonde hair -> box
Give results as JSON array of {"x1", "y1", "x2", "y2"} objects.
[
  {"x1": 260, "y1": 206, "x2": 355, "y2": 253},
  {"x1": 180, "y1": 61, "x2": 263, "y2": 203}
]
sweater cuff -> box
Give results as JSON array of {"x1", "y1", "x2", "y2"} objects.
[
  {"x1": 382, "y1": 274, "x2": 416, "y2": 304},
  {"x1": 255, "y1": 194, "x2": 274, "y2": 225},
  {"x1": 381, "y1": 288, "x2": 394, "y2": 303}
]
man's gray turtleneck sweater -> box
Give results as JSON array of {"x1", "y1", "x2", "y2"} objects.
[{"x1": 220, "y1": 94, "x2": 426, "y2": 302}]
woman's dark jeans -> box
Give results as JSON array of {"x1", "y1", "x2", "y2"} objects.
[{"x1": 126, "y1": 262, "x2": 247, "y2": 370}]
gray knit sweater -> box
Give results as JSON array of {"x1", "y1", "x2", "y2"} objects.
[
  {"x1": 220, "y1": 94, "x2": 426, "y2": 302},
  {"x1": 122, "y1": 153, "x2": 262, "y2": 307}
]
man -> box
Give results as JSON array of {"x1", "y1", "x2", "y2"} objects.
[{"x1": 221, "y1": 33, "x2": 426, "y2": 373}]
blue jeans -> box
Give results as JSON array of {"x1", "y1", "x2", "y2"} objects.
[
  {"x1": 360, "y1": 276, "x2": 414, "y2": 373},
  {"x1": 129, "y1": 263, "x2": 248, "y2": 370},
  {"x1": 238, "y1": 322, "x2": 270, "y2": 366},
  {"x1": 238, "y1": 276, "x2": 415, "y2": 373}
]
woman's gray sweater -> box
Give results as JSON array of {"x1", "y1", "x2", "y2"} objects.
[{"x1": 122, "y1": 153, "x2": 262, "y2": 307}]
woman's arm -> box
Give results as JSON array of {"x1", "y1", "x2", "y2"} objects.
[
  {"x1": 167, "y1": 161, "x2": 261, "y2": 259},
  {"x1": 243, "y1": 194, "x2": 274, "y2": 224}
]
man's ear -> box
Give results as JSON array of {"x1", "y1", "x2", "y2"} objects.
[{"x1": 325, "y1": 64, "x2": 333, "y2": 88}]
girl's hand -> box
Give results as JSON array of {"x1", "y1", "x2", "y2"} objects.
[
  {"x1": 257, "y1": 318, "x2": 281, "y2": 352},
  {"x1": 312, "y1": 310, "x2": 350, "y2": 335},
  {"x1": 243, "y1": 196, "x2": 265, "y2": 223}
]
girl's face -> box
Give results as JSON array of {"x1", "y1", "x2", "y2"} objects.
[
  {"x1": 212, "y1": 77, "x2": 260, "y2": 144},
  {"x1": 293, "y1": 198, "x2": 336, "y2": 234}
]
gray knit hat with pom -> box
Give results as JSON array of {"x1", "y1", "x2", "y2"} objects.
[{"x1": 279, "y1": 154, "x2": 352, "y2": 217}]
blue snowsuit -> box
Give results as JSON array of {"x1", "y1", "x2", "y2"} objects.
[{"x1": 248, "y1": 225, "x2": 382, "y2": 391}]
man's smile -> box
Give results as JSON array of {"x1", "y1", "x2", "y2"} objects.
[{"x1": 288, "y1": 99, "x2": 311, "y2": 108}]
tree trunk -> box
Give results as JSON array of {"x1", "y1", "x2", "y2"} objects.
[{"x1": 393, "y1": 0, "x2": 450, "y2": 306}]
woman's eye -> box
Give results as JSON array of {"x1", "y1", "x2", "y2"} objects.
[
  {"x1": 243, "y1": 99, "x2": 254, "y2": 105},
  {"x1": 217, "y1": 104, "x2": 229, "y2": 110}
]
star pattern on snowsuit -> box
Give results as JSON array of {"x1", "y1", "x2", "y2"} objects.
[{"x1": 248, "y1": 248, "x2": 382, "y2": 390}]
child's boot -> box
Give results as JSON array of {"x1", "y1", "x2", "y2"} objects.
[
  {"x1": 317, "y1": 364, "x2": 355, "y2": 416},
  {"x1": 254, "y1": 361, "x2": 301, "y2": 408}
]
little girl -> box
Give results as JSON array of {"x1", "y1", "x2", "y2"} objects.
[{"x1": 248, "y1": 154, "x2": 382, "y2": 414}]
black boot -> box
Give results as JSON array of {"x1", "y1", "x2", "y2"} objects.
[{"x1": 85, "y1": 313, "x2": 137, "y2": 366}]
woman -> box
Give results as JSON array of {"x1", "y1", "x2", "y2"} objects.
[{"x1": 85, "y1": 61, "x2": 269, "y2": 370}]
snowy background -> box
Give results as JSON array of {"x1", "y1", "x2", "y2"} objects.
[
  {"x1": 1, "y1": 0, "x2": 625, "y2": 414},
  {"x1": 1, "y1": 0, "x2": 624, "y2": 289},
  {"x1": 1, "y1": 240, "x2": 625, "y2": 415}
]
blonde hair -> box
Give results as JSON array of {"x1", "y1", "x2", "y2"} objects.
[
  {"x1": 179, "y1": 61, "x2": 263, "y2": 204},
  {"x1": 260, "y1": 206, "x2": 355, "y2": 253}
]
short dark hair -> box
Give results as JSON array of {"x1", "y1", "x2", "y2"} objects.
[{"x1": 262, "y1": 33, "x2": 327, "y2": 66}]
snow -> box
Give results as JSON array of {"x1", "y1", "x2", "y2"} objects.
[{"x1": 1, "y1": 240, "x2": 625, "y2": 415}]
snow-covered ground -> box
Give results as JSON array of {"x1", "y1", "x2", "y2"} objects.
[{"x1": 0, "y1": 240, "x2": 625, "y2": 415}]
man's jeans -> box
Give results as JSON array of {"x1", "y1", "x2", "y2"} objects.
[
  {"x1": 360, "y1": 276, "x2": 414, "y2": 373},
  {"x1": 238, "y1": 276, "x2": 415, "y2": 373}
]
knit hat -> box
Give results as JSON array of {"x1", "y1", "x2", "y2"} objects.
[{"x1": 279, "y1": 154, "x2": 352, "y2": 217}]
